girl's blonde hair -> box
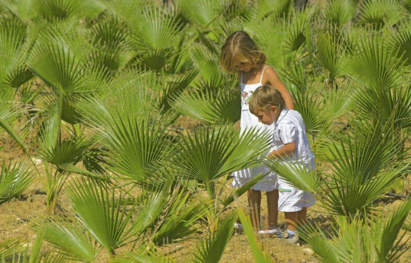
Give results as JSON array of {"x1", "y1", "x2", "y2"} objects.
[
  {"x1": 249, "y1": 85, "x2": 285, "y2": 115},
  {"x1": 220, "y1": 31, "x2": 266, "y2": 73}
]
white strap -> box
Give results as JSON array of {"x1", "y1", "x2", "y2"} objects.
[
  {"x1": 259, "y1": 66, "x2": 269, "y2": 83},
  {"x1": 241, "y1": 71, "x2": 244, "y2": 83}
]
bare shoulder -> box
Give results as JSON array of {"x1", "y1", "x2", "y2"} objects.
[{"x1": 261, "y1": 65, "x2": 280, "y2": 84}]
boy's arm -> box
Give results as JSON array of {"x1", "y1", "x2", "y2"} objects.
[
  {"x1": 267, "y1": 142, "x2": 296, "y2": 159},
  {"x1": 263, "y1": 67, "x2": 294, "y2": 110}
]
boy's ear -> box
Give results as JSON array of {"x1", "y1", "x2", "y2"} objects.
[{"x1": 269, "y1": 105, "x2": 277, "y2": 112}]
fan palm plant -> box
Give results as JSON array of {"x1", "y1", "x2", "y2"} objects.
[
  {"x1": 343, "y1": 36, "x2": 405, "y2": 91},
  {"x1": 0, "y1": 160, "x2": 33, "y2": 204},
  {"x1": 301, "y1": 198, "x2": 411, "y2": 263},
  {"x1": 173, "y1": 75, "x2": 240, "y2": 124},
  {"x1": 357, "y1": 0, "x2": 405, "y2": 30},
  {"x1": 323, "y1": 0, "x2": 357, "y2": 27}
]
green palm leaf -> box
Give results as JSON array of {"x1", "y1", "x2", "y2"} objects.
[
  {"x1": 68, "y1": 178, "x2": 137, "y2": 255},
  {"x1": 0, "y1": 239, "x2": 24, "y2": 259},
  {"x1": 301, "y1": 199, "x2": 411, "y2": 263},
  {"x1": 173, "y1": 76, "x2": 240, "y2": 124},
  {"x1": 176, "y1": 0, "x2": 226, "y2": 27},
  {"x1": 36, "y1": 220, "x2": 98, "y2": 262},
  {"x1": 389, "y1": 19, "x2": 411, "y2": 66},
  {"x1": 321, "y1": 123, "x2": 407, "y2": 216},
  {"x1": 0, "y1": 18, "x2": 33, "y2": 89},
  {"x1": 324, "y1": 0, "x2": 357, "y2": 27},
  {"x1": 355, "y1": 86, "x2": 411, "y2": 129},
  {"x1": 343, "y1": 36, "x2": 405, "y2": 90},
  {"x1": 283, "y1": 14, "x2": 307, "y2": 54},
  {"x1": 265, "y1": 160, "x2": 321, "y2": 193},
  {"x1": 192, "y1": 211, "x2": 237, "y2": 263},
  {"x1": 174, "y1": 126, "x2": 271, "y2": 184},
  {"x1": 0, "y1": 160, "x2": 33, "y2": 204},
  {"x1": 358, "y1": 0, "x2": 405, "y2": 29}
]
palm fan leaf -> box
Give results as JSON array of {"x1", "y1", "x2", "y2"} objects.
[
  {"x1": 321, "y1": 122, "x2": 406, "y2": 216},
  {"x1": 173, "y1": 76, "x2": 240, "y2": 124},
  {"x1": 389, "y1": 19, "x2": 411, "y2": 66},
  {"x1": 159, "y1": 69, "x2": 198, "y2": 114},
  {"x1": 357, "y1": 0, "x2": 405, "y2": 29},
  {"x1": 301, "y1": 199, "x2": 411, "y2": 263},
  {"x1": 173, "y1": 126, "x2": 271, "y2": 183},
  {"x1": 265, "y1": 159, "x2": 320, "y2": 193},
  {"x1": 316, "y1": 26, "x2": 351, "y2": 82},
  {"x1": 293, "y1": 91, "x2": 329, "y2": 136},
  {"x1": 355, "y1": 86, "x2": 411, "y2": 129},
  {"x1": 35, "y1": 219, "x2": 98, "y2": 262},
  {"x1": 0, "y1": 160, "x2": 33, "y2": 205},
  {"x1": 0, "y1": 18, "x2": 33, "y2": 89},
  {"x1": 248, "y1": 0, "x2": 293, "y2": 21},
  {"x1": 0, "y1": 239, "x2": 24, "y2": 259},
  {"x1": 192, "y1": 211, "x2": 237, "y2": 263},
  {"x1": 343, "y1": 36, "x2": 405, "y2": 90},
  {"x1": 190, "y1": 44, "x2": 221, "y2": 82},
  {"x1": 283, "y1": 14, "x2": 307, "y2": 54},
  {"x1": 151, "y1": 186, "x2": 207, "y2": 245},
  {"x1": 1, "y1": 0, "x2": 39, "y2": 20},
  {"x1": 176, "y1": 0, "x2": 227, "y2": 27},
  {"x1": 110, "y1": 246, "x2": 177, "y2": 263},
  {"x1": 68, "y1": 178, "x2": 137, "y2": 255},
  {"x1": 90, "y1": 16, "x2": 130, "y2": 49},
  {"x1": 324, "y1": 0, "x2": 357, "y2": 27},
  {"x1": 128, "y1": 7, "x2": 183, "y2": 51},
  {"x1": 0, "y1": 90, "x2": 27, "y2": 151}
]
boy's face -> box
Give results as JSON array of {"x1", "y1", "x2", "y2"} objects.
[{"x1": 255, "y1": 106, "x2": 279, "y2": 125}]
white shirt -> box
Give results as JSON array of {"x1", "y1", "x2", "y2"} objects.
[{"x1": 271, "y1": 108, "x2": 314, "y2": 165}]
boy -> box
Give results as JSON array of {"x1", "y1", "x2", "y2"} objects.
[{"x1": 249, "y1": 85, "x2": 315, "y2": 244}]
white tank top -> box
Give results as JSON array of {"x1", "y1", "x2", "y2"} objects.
[{"x1": 240, "y1": 66, "x2": 270, "y2": 131}]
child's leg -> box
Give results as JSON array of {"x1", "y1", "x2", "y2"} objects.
[
  {"x1": 297, "y1": 207, "x2": 307, "y2": 226},
  {"x1": 266, "y1": 190, "x2": 278, "y2": 228},
  {"x1": 284, "y1": 211, "x2": 299, "y2": 232},
  {"x1": 247, "y1": 189, "x2": 261, "y2": 230}
]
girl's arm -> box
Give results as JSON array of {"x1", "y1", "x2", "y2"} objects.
[
  {"x1": 267, "y1": 142, "x2": 296, "y2": 159},
  {"x1": 263, "y1": 67, "x2": 294, "y2": 110}
]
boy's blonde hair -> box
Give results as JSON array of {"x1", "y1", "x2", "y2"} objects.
[
  {"x1": 249, "y1": 85, "x2": 285, "y2": 115},
  {"x1": 220, "y1": 31, "x2": 267, "y2": 73}
]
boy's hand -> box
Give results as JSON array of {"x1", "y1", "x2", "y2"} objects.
[{"x1": 267, "y1": 142, "x2": 296, "y2": 159}]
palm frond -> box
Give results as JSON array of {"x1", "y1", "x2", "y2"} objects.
[
  {"x1": 0, "y1": 239, "x2": 24, "y2": 259},
  {"x1": 358, "y1": 0, "x2": 405, "y2": 29},
  {"x1": 35, "y1": 219, "x2": 98, "y2": 262},
  {"x1": 265, "y1": 159, "x2": 320, "y2": 193},
  {"x1": 173, "y1": 126, "x2": 271, "y2": 183},
  {"x1": 389, "y1": 19, "x2": 411, "y2": 66},
  {"x1": 301, "y1": 199, "x2": 411, "y2": 263},
  {"x1": 176, "y1": 0, "x2": 226, "y2": 26},
  {"x1": 324, "y1": 0, "x2": 357, "y2": 27},
  {"x1": 192, "y1": 211, "x2": 237, "y2": 263},
  {"x1": 68, "y1": 178, "x2": 137, "y2": 255},
  {"x1": 0, "y1": 160, "x2": 33, "y2": 205},
  {"x1": 355, "y1": 86, "x2": 411, "y2": 129},
  {"x1": 343, "y1": 36, "x2": 405, "y2": 90},
  {"x1": 173, "y1": 76, "x2": 240, "y2": 124}
]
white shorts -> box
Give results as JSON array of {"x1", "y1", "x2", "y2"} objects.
[
  {"x1": 278, "y1": 176, "x2": 315, "y2": 212},
  {"x1": 232, "y1": 166, "x2": 279, "y2": 192}
]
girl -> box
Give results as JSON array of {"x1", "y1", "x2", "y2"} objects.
[{"x1": 220, "y1": 31, "x2": 294, "y2": 234}]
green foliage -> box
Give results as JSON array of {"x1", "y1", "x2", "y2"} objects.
[
  {"x1": 301, "y1": 198, "x2": 411, "y2": 263},
  {"x1": 0, "y1": 160, "x2": 33, "y2": 204}
]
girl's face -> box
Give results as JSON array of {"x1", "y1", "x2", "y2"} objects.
[{"x1": 234, "y1": 57, "x2": 254, "y2": 72}]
